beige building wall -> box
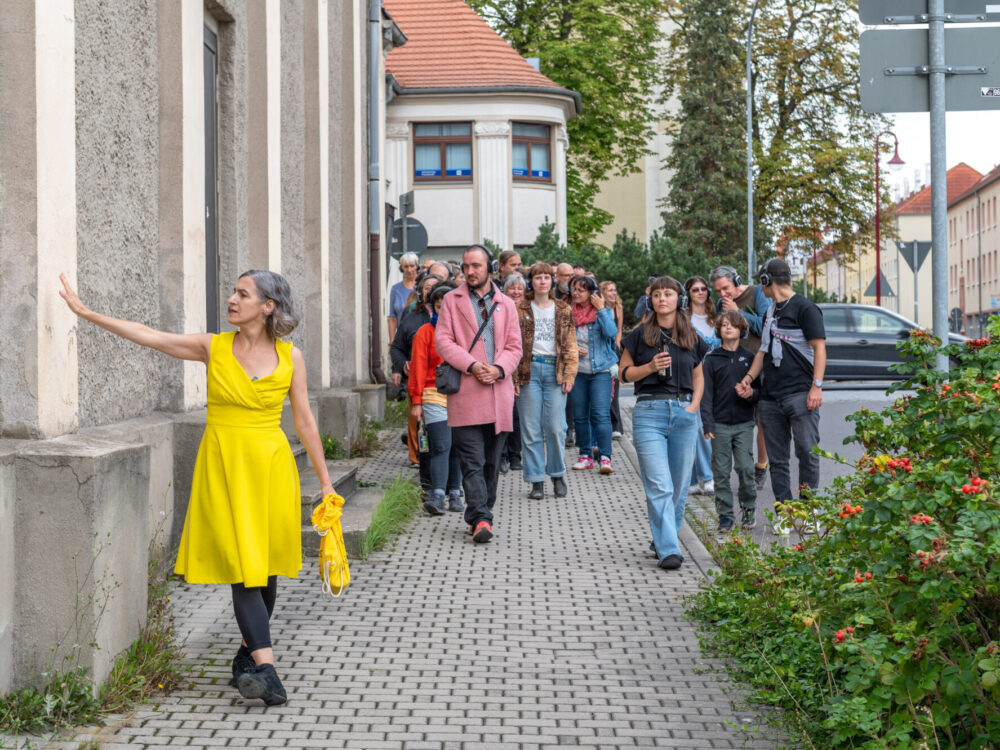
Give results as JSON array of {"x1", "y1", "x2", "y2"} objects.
[{"x1": 949, "y1": 179, "x2": 1000, "y2": 336}]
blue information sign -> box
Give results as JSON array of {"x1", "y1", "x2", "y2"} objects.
[
  {"x1": 531, "y1": 170, "x2": 550, "y2": 179},
  {"x1": 446, "y1": 169, "x2": 469, "y2": 177},
  {"x1": 416, "y1": 169, "x2": 440, "y2": 178}
]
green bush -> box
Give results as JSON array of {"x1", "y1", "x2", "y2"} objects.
[{"x1": 689, "y1": 320, "x2": 1000, "y2": 748}]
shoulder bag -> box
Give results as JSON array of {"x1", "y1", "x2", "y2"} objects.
[{"x1": 435, "y1": 299, "x2": 499, "y2": 394}]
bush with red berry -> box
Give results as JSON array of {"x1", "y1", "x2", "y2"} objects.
[{"x1": 689, "y1": 319, "x2": 1000, "y2": 748}]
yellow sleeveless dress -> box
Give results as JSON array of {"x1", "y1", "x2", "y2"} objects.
[{"x1": 174, "y1": 331, "x2": 302, "y2": 587}]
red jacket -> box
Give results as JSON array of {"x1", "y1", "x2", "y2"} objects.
[{"x1": 408, "y1": 322, "x2": 444, "y2": 404}]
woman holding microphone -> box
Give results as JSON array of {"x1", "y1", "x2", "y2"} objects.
[{"x1": 619, "y1": 276, "x2": 708, "y2": 570}]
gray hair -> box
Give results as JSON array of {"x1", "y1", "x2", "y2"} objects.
[
  {"x1": 502, "y1": 273, "x2": 526, "y2": 293},
  {"x1": 709, "y1": 265, "x2": 742, "y2": 286},
  {"x1": 239, "y1": 269, "x2": 300, "y2": 339},
  {"x1": 399, "y1": 252, "x2": 419, "y2": 267}
]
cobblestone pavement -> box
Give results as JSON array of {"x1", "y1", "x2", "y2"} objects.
[{"x1": 43, "y1": 422, "x2": 790, "y2": 750}]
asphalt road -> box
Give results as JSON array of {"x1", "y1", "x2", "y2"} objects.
[{"x1": 619, "y1": 380, "x2": 906, "y2": 546}]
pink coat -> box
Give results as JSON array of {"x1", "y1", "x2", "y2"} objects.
[{"x1": 435, "y1": 283, "x2": 523, "y2": 433}]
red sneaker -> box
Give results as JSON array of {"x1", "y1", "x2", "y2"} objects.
[{"x1": 472, "y1": 520, "x2": 493, "y2": 543}]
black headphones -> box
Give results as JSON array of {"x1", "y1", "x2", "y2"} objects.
[
  {"x1": 578, "y1": 275, "x2": 599, "y2": 295},
  {"x1": 758, "y1": 259, "x2": 777, "y2": 287},
  {"x1": 716, "y1": 266, "x2": 743, "y2": 288},
  {"x1": 466, "y1": 244, "x2": 499, "y2": 275},
  {"x1": 682, "y1": 277, "x2": 712, "y2": 311}
]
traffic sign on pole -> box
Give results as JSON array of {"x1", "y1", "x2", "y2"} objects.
[
  {"x1": 861, "y1": 28, "x2": 1000, "y2": 112},
  {"x1": 859, "y1": 0, "x2": 1000, "y2": 25},
  {"x1": 390, "y1": 217, "x2": 428, "y2": 260},
  {"x1": 897, "y1": 240, "x2": 933, "y2": 272}
]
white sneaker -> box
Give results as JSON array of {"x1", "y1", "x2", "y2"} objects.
[
  {"x1": 612, "y1": 430, "x2": 623, "y2": 440},
  {"x1": 688, "y1": 484, "x2": 703, "y2": 495},
  {"x1": 770, "y1": 505, "x2": 790, "y2": 536},
  {"x1": 699, "y1": 479, "x2": 715, "y2": 495}
]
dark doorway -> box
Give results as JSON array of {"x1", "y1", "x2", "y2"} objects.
[{"x1": 204, "y1": 25, "x2": 220, "y2": 332}]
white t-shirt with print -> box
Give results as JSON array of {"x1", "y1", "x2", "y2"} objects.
[{"x1": 531, "y1": 302, "x2": 556, "y2": 357}]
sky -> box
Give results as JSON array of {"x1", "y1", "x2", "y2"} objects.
[{"x1": 883, "y1": 110, "x2": 1000, "y2": 200}]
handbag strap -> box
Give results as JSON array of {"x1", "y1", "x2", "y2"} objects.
[{"x1": 467, "y1": 298, "x2": 499, "y2": 354}]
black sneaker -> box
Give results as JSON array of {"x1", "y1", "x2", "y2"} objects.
[
  {"x1": 754, "y1": 464, "x2": 768, "y2": 490},
  {"x1": 498, "y1": 457, "x2": 509, "y2": 474},
  {"x1": 509, "y1": 457, "x2": 523, "y2": 471},
  {"x1": 447, "y1": 490, "x2": 464, "y2": 513},
  {"x1": 717, "y1": 517, "x2": 735, "y2": 534},
  {"x1": 741, "y1": 509, "x2": 757, "y2": 529},
  {"x1": 659, "y1": 554, "x2": 683, "y2": 570},
  {"x1": 565, "y1": 431, "x2": 576, "y2": 447},
  {"x1": 236, "y1": 663, "x2": 287, "y2": 706},
  {"x1": 552, "y1": 476, "x2": 567, "y2": 497},
  {"x1": 528, "y1": 482, "x2": 544, "y2": 500},
  {"x1": 230, "y1": 645, "x2": 254, "y2": 687}
]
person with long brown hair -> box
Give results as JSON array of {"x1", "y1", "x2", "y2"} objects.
[
  {"x1": 600, "y1": 280, "x2": 625, "y2": 439},
  {"x1": 619, "y1": 276, "x2": 708, "y2": 570}
]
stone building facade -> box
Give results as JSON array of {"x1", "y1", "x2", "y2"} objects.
[{"x1": 0, "y1": 0, "x2": 395, "y2": 692}]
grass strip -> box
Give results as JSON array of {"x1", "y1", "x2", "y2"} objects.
[{"x1": 362, "y1": 474, "x2": 421, "y2": 559}]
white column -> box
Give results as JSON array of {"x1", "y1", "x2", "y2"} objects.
[
  {"x1": 555, "y1": 125, "x2": 569, "y2": 247},
  {"x1": 35, "y1": 0, "x2": 79, "y2": 437},
  {"x1": 182, "y1": 0, "x2": 207, "y2": 407},
  {"x1": 475, "y1": 121, "x2": 511, "y2": 250},
  {"x1": 352, "y1": 0, "x2": 365, "y2": 381},
  {"x1": 318, "y1": 0, "x2": 331, "y2": 387},
  {"x1": 266, "y1": 0, "x2": 282, "y2": 273},
  {"x1": 385, "y1": 120, "x2": 408, "y2": 294}
]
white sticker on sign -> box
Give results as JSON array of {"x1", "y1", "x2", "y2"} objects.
[
  {"x1": 987, "y1": 4, "x2": 1000, "y2": 11},
  {"x1": 983, "y1": 87, "x2": 1000, "y2": 97}
]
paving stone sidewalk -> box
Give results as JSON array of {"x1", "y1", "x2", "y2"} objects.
[{"x1": 45, "y1": 426, "x2": 789, "y2": 750}]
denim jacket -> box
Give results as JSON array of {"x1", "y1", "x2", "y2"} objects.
[{"x1": 579, "y1": 307, "x2": 619, "y2": 373}]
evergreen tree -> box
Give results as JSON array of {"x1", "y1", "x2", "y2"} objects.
[{"x1": 661, "y1": 0, "x2": 751, "y2": 272}]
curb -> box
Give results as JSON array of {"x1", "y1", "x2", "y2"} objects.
[{"x1": 619, "y1": 404, "x2": 720, "y2": 580}]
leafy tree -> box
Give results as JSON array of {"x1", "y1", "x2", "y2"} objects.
[
  {"x1": 467, "y1": 0, "x2": 662, "y2": 246},
  {"x1": 660, "y1": 0, "x2": 753, "y2": 270},
  {"x1": 662, "y1": 0, "x2": 892, "y2": 263}
]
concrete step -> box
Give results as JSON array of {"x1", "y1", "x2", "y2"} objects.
[
  {"x1": 299, "y1": 458, "x2": 363, "y2": 525},
  {"x1": 302, "y1": 487, "x2": 382, "y2": 560}
]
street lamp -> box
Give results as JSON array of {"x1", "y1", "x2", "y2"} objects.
[{"x1": 874, "y1": 130, "x2": 905, "y2": 306}]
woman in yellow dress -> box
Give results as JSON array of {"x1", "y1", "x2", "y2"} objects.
[{"x1": 59, "y1": 269, "x2": 333, "y2": 705}]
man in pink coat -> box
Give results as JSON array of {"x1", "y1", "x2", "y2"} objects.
[{"x1": 436, "y1": 245, "x2": 523, "y2": 543}]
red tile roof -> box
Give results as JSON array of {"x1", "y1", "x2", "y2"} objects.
[
  {"x1": 384, "y1": 0, "x2": 578, "y2": 107},
  {"x1": 950, "y1": 163, "x2": 1000, "y2": 206},
  {"x1": 894, "y1": 162, "x2": 983, "y2": 214}
]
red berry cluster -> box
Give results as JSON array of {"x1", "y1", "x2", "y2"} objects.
[
  {"x1": 961, "y1": 476, "x2": 986, "y2": 494},
  {"x1": 915, "y1": 549, "x2": 948, "y2": 568},
  {"x1": 792, "y1": 544, "x2": 803, "y2": 551},
  {"x1": 854, "y1": 570, "x2": 873, "y2": 583},
  {"x1": 835, "y1": 626, "x2": 856, "y2": 643},
  {"x1": 839, "y1": 503, "x2": 863, "y2": 517},
  {"x1": 887, "y1": 457, "x2": 912, "y2": 473},
  {"x1": 910, "y1": 514, "x2": 933, "y2": 525},
  {"x1": 965, "y1": 337, "x2": 990, "y2": 349}
]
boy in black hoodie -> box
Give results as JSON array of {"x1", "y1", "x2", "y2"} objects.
[{"x1": 701, "y1": 311, "x2": 760, "y2": 532}]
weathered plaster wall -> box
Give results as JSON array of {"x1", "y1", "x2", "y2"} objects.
[
  {"x1": 0, "y1": 444, "x2": 16, "y2": 692},
  {"x1": 75, "y1": 0, "x2": 161, "y2": 427},
  {"x1": 281, "y1": 0, "x2": 307, "y2": 354},
  {"x1": 0, "y1": 5, "x2": 40, "y2": 438}
]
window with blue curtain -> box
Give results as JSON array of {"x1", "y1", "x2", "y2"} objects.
[
  {"x1": 512, "y1": 123, "x2": 552, "y2": 182},
  {"x1": 413, "y1": 123, "x2": 473, "y2": 181}
]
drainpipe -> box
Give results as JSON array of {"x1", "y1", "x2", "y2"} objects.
[
  {"x1": 367, "y1": 0, "x2": 386, "y2": 383},
  {"x1": 976, "y1": 188, "x2": 983, "y2": 337}
]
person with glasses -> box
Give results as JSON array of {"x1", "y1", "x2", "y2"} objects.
[
  {"x1": 388, "y1": 252, "x2": 419, "y2": 342},
  {"x1": 568, "y1": 275, "x2": 618, "y2": 474},
  {"x1": 684, "y1": 276, "x2": 720, "y2": 499},
  {"x1": 435, "y1": 245, "x2": 523, "y2": 543},
  {"x1": 514, "y1": 263, "x2": 578, "y2": 499},
  {"x1": 619, "y1": 276, "x2": 708, "y2": 570}
]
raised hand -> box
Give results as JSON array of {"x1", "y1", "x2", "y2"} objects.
[{"x1": 58, "y1": 273, "x2": 90, "y2": 318}]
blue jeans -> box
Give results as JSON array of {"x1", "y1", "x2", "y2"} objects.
[
  {"x1": 570, "y1": 371, "x2": 613, "y2": 459},
  {"x1": 517, "y1": 361, "x2": 568, "y2": 482},
  {"x1": 424, "y1": 419, "x2": 462, "y2": 493},
  {"x1": 632, "y1": 399, "x2": 699, "y2": 562},
  {"x1": 691, "y1": 414, "x2": 713, "y2": 484}
]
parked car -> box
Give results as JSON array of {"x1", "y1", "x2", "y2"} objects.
[{"x1": 818, "y1": 304, "x2": 967, "y2": 381}]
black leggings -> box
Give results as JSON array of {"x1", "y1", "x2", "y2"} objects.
[{"x1": 231, "y1": 576, "x2": 278, "y2": 651}]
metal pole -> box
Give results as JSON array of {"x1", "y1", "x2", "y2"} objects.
[
  {"x1": 929, "y1": 0, "x2": 949, "y2": 370},
  {"x1": 875, "y1": 139, "x2": 882, "y2": 306},
  {"x1": 913, "y1": 242, "x2": 919, "y2": 323},
  {"x1": 977, "y1": 190, "x2": 983, "y2": 336},
  {"x1": 746, "y1": 0, "x2": 761, "y2": 284}
]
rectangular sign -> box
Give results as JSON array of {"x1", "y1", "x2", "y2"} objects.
[
  {"x1": 859, "y1": 0, "x2": 1000, "y2": 24},
  {"x1": 861, "y1": 28, "x2": 1000, "y2": 112},
  {"x1": 991, "y1": 295, "x2": 1000, "y2": 309}
]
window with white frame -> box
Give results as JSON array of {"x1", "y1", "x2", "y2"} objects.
[
  {"x1": 512, "y1": 123, "x2": 551, "y2": 182},
  {"x1": 413, "y1": 123, "x2": 473, "y2": 181}
]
